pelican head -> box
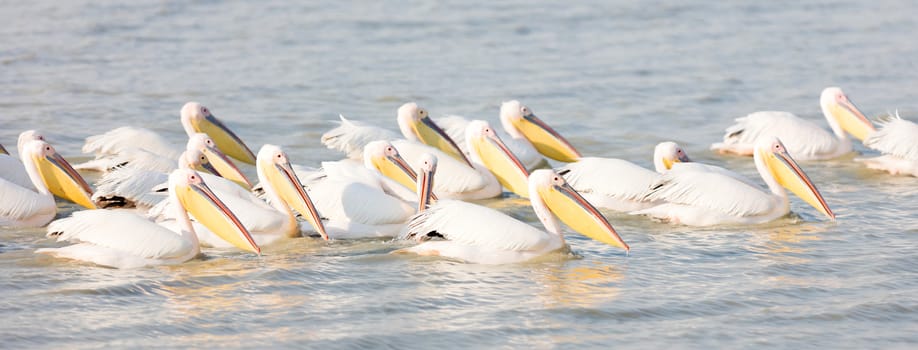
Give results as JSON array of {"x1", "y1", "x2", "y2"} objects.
[
  {"x1": 500, "y1": 100, "x2": 581, "y2": 162},
  {"x1": 653, "y1": 141, "x2": 691, "y2": 173},
  {"x1": 180, "y1": 102, "x2": 257, "y2": 165},
  {"x1": 755, "y1": 137, "x2": 835, "y2": 219},
  {"x1": 396, "y1": 102, "x2": 472, "y2": 167},
  {"x1": 529, "y1": 169, "x2": 629, "y2": 251},
  {"x1": 17, "y1": 130, "x2": 45, "y2": 159},
  {"x1": 820, "y1": 87, "x2": 875, "y2": 141},
  {"x1": 178, "y1": 148, "x2": 219, "y2": 176},
  {"x1": 22, "y1": 140, "x2": 96, "y2": 209},
  {"x1": 187, "y1": 133, "x2": 252, "y2": 189},
  {"x1": 364, "y1": 140, "x2": 418, "y2": 192},
  {"x1": 256, "y1": 145, "x2": 328, "y2": 240},
  {"x1": 466, "y1": 120, "x2": 530, "y2": 197},
  {"x1": 169, "y1": 168, "x2": 260, "y2": 253},
  {"x1": 416, "y1": 153, "x2": 438, "y2": 212}
]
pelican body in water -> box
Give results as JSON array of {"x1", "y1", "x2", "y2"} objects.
[
  {"x1": 1, "y1": 140, "x2": 95, "y2": 228},
  {"x1": 397, "y1": 169, "x2": 628, "y2": 264},
  {"x1": 636, "y1": 137, "x2": 835, "y2": 226},
  {"x1": 856, "y1": 112, "x2": 918, "y2": 177},
  {"x1": 38, "y1": 169, "x2": 260, "y2": 269},
  {"x1": 711, "y1": 87, "x2": 875, "y2": 160}
]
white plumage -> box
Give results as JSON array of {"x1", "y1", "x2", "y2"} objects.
[
  {"x1": 711, "y1": 111, "x2": 848, "y2": 160},
  {"x1": 558, "y1": 157, "x2": 660, "y2": 212},
  {"x1": 320, "y1": 115, "x2": 401, "y2": 159},
  {"x1": 857, "y1": 114, "x2": 918, "y2": 177},
  {"x1": 436, "y1": 114, "x2": 547, "y2": 171}
]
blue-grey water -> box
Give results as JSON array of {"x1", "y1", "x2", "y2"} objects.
[{"x1": 2, "y1": 0, "x2": 917, "y2": 348}]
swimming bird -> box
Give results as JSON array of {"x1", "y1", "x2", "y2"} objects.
[
  {"x1": 437, "y1": 100, "x2": 583, "y2": 170},
  {"x1": 38, "y1": 169, "x2": 260, "y2": 269},
  {"x1": 556, "y1": 141, "x2": 691, "y2": 212},
  {"x1": 856, "y1": 112, "x2": 918, "y2": 177},
  {"x1": 302, "y1": 145, "x2": 437, "y2": 239},
  {"x1": 396, "y1": 169, "x2": 628, "y2": 264},
  {"x1": 636, "y1": 137, "x2": 835, "y2": 226},
  {"x1": 322, "y1": 102, "x2": 471, "y2": 166},
  {"x1": 1, "y1": 140, "x2": 96, "y2": 228},
  {"x1": 177, "y1": 145, "x2": 328, "y2": 248},
  {"x1": 711, "y1": 87, "x2": 875, "y2": 160},
  {"x1": 79, "y1": 102, "x2": 257, "y2": 171}
]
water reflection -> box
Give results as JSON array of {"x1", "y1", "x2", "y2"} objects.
[{"x1": 535, "y1": 261, "x2": 624, "y2": 308}]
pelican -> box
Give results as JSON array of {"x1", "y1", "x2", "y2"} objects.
[
  {"x1": 635, "y1": 137, "x2": 835, "y2": 226},
  {"x1": 321, "y1": 102, "x2": 471, "y2": 166},
  {"x1": 302, "y1": 139, "x2": 445, "y2": 239},
  {"x1": 79, "y1": 102, "x2": 257, "y2": 170},
  {"x1": 711, "y1": 87, "x2": 875, "y2": 160},
  {"x1": 556, "y1": 141, "x2": 691, "y2": 212},
  {"x1": 169, "y1": 145, "x2": 327, "y2": 248},
  {"x1": 0, "y1": 130, "x2": 45, "y2": 191},
  {"x1": 1, "y1": 140, "x2": 96, "y2": 228},
  {"x1": 396, "y1": 169, "x2": 628, "y2": 264},
  {"x1": 856, "y1": 112, "x2": 918, "y2": 177},
  {"x1": 437, "y1": 100, "x2": 583, "y2": 170},
  {"x1": 37, "y1": 169, "x2": 260, "y2": 269}
]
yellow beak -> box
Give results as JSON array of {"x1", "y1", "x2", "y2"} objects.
[
  {"x1": 831, "y1": 99, "x2": 875, "y2": 141},
  {"x1": 201, "y1": 146, "x2": 253, "y2": 190},
  {"x1": 537, "y1": 181, "x2": 629, "y2": 251},
  {"x1": 512, "y1": 114, "x2": 581, "y2": 162},
  {"x1": 373, "y1": 153, "x2": 419, "y2": 192},
  {"x1": 176, "y1": 178, "x2": 261, "y2": 253},
  {"x1": 264, "y1": 161, "x2": 329, "y2": 240},
  {"x1": 410, "y1": 117, "x2": 473, "y2": 167},
  {"x1": 190, "y1": 114, "x2": 257, "y2": 165},
  {"x1": 761, "y1": 147, "x2": 835, "y2": 219},
  {"x1": 472, "y1": 133, "x2": 530, "y2": 198},
  {"x1": 32, "y1": 151, "x2": 96, "y2": 209}
]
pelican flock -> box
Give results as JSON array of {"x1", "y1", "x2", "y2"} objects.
[{"x1": 2, "y1": 86, "x2": 914, "y2": 268}]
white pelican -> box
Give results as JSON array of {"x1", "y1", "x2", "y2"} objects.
[
  {"x1": 635, "y1": 137, "x2": 835, "y2": 226},
  {"x1": 80, "y1": 102, "x2": 257, "y2": 169},
  {"x1": 174, "y1": 145, "x2": 328, "y2": 248},
  {"x1": 857, "y1": 112, "x2": 918, "y2": 177},
  {"x1": 303, "y1": 146, "x2": 438, "y2": 239},
  {"x1": 321, "y1": 102, "x2": 471, "y2": 166},
  {"x1": 0, "y1": 130, "x2": 45, "y2": 191},
  {"x1": 384, "y1": 120, "x2": 529, "y2": 199},
  {"x1": 711, "y1": 87, "x2": 875, "y2": 160},
  {"x1": 437, "y1": 100, "x2": 582, "y2": 170},
  {"x1": 1, "y1": 140, "x2": 96, "y2": 228},
  {"x1": 556, "y1": 141, "x2": 691, "y2": 212},
  {"x1": 37, "y1": 169, "x2": 260, "y2": 269},
  {"x1": 396, "y1": 169, "x2": 628, "y2": 264}
]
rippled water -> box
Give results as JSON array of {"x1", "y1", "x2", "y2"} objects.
[{"x1": 2, "y1": 0, "x2": 918, "y2": 348}]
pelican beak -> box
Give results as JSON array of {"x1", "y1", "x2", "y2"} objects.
[
  {"x1": 760, "y1": 145, "x2": 835, "y2": 219},
  {"x1": 177, "y1": 178, "x2": 261, "y2": 253},
  {"x1": 537, "y1": 181, "x2": 629, "y2": 251},
  {"x1": 373, "y1": 153, "x2": 419, "y2": 192},
  {"x1": 512, "y1": 113, "x2": 581, "y2": 162},
  {"x1": 191, "y1": 114, "x2": 257, "y2": 165},
  {"x1": 417, "y1": 165, "x2": 435, "y2": 212},
  {"x1": 32, "y1": 150, "x2": 96, "y2": 209},
  {"x1": 472, "y1": 133, "x2": 530, "y2": 197},
  {"x1": 662, "y1": 153, "x2": 690, "y2": 170},
  {"x1": 202, "y1": 145, "x2": 253, "y2": 189},
  {"x1": 0, "y1": 143, "x2": 8, "y2": 155},
  {"x1": 196, "y1": 158, "x2": 221, "y2": 177},
  {"x1": 832, "y1": 97, "x2": 875, "y2": 141},
  {"x1": 265, "y1": 160, "x2": 329, "y2": 240},
  {"x1": 411, "y1": 117, "x2": 473, "y2": 167}
]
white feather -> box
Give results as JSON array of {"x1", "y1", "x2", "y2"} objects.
[
  {"x1": 320, "y1": 115, "x2": 400, "y2": 159},
  {"x1": 82, "y1": 126, "x2": 183, "y2": 160},
  {"x1": 0, "y1": 177, "x2": 55, "y2": 228},
  {"x1": 863, "y1": 115, "x2": 918, "y2": 161},
  {"x1": 0, "y1": 154, "x2": 34, "y2": 190},
  {"x1": 711, "y1": 111, "x2": 849, "y2": 160},
  {"x1": 557, "y1": 157, "x2": 660, "y2": 212},
  {"x1": 42, "y1": 210, "x2": 193, "y2": 261},
  {"x1": 636, "y1": 167, "x2": 777, "y2": 221},
  {"x1": 436, "y1": 115, "x2": 547, "y2": 171},
  {"x1": 393, "y1": 140, "x2": 498, "y2": 199}
]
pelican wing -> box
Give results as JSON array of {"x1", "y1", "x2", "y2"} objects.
[
  {"x1": 405, "y1": 200, "x2": 552, "y2": 252},
  {"x1": 642, "y1": 168, "x2": 774, "y2": 217},
  {"x1": 559, "y1": 157, "x2": 658, "y2": 202},
  {"x1": 82, "y1": 126, "x2": 183, "y2": 160},
  {"x1": 46, "y1": 210, "x2": 192, "y2": 259},
  {"x1": 0, "y1": 178, "x2": 53, "y2": 224},
  {"x1": 670, "y1": 162, "x2": 760, "y2": 188},
  {"x1": 712, "y1": 112, "x2": 839, "y2": 159},
  {"x1": 92, "y1": 165, "x2": 168, "y2": 208},
  {"x1": 864, "y1": 115, "x2": 918, "y2": 161},
  {"x1": 76, "y1": 147, "x2": 175, "y2": 173},
  {"x1": 436, "y1": 115, "x2": 472, "y2": 153},
  {"x1": 320, "y1": 115, "x2": 400, "y2": 159},
  {"x1": 0, "y1": 155, "x2": 34, "y2": 190},
  {"x1": 393, "y1": 140, "x2": 490, "y2": 195},
  {"x1": 308, "y1": 178, "x2": 414, "y2": 225}
]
